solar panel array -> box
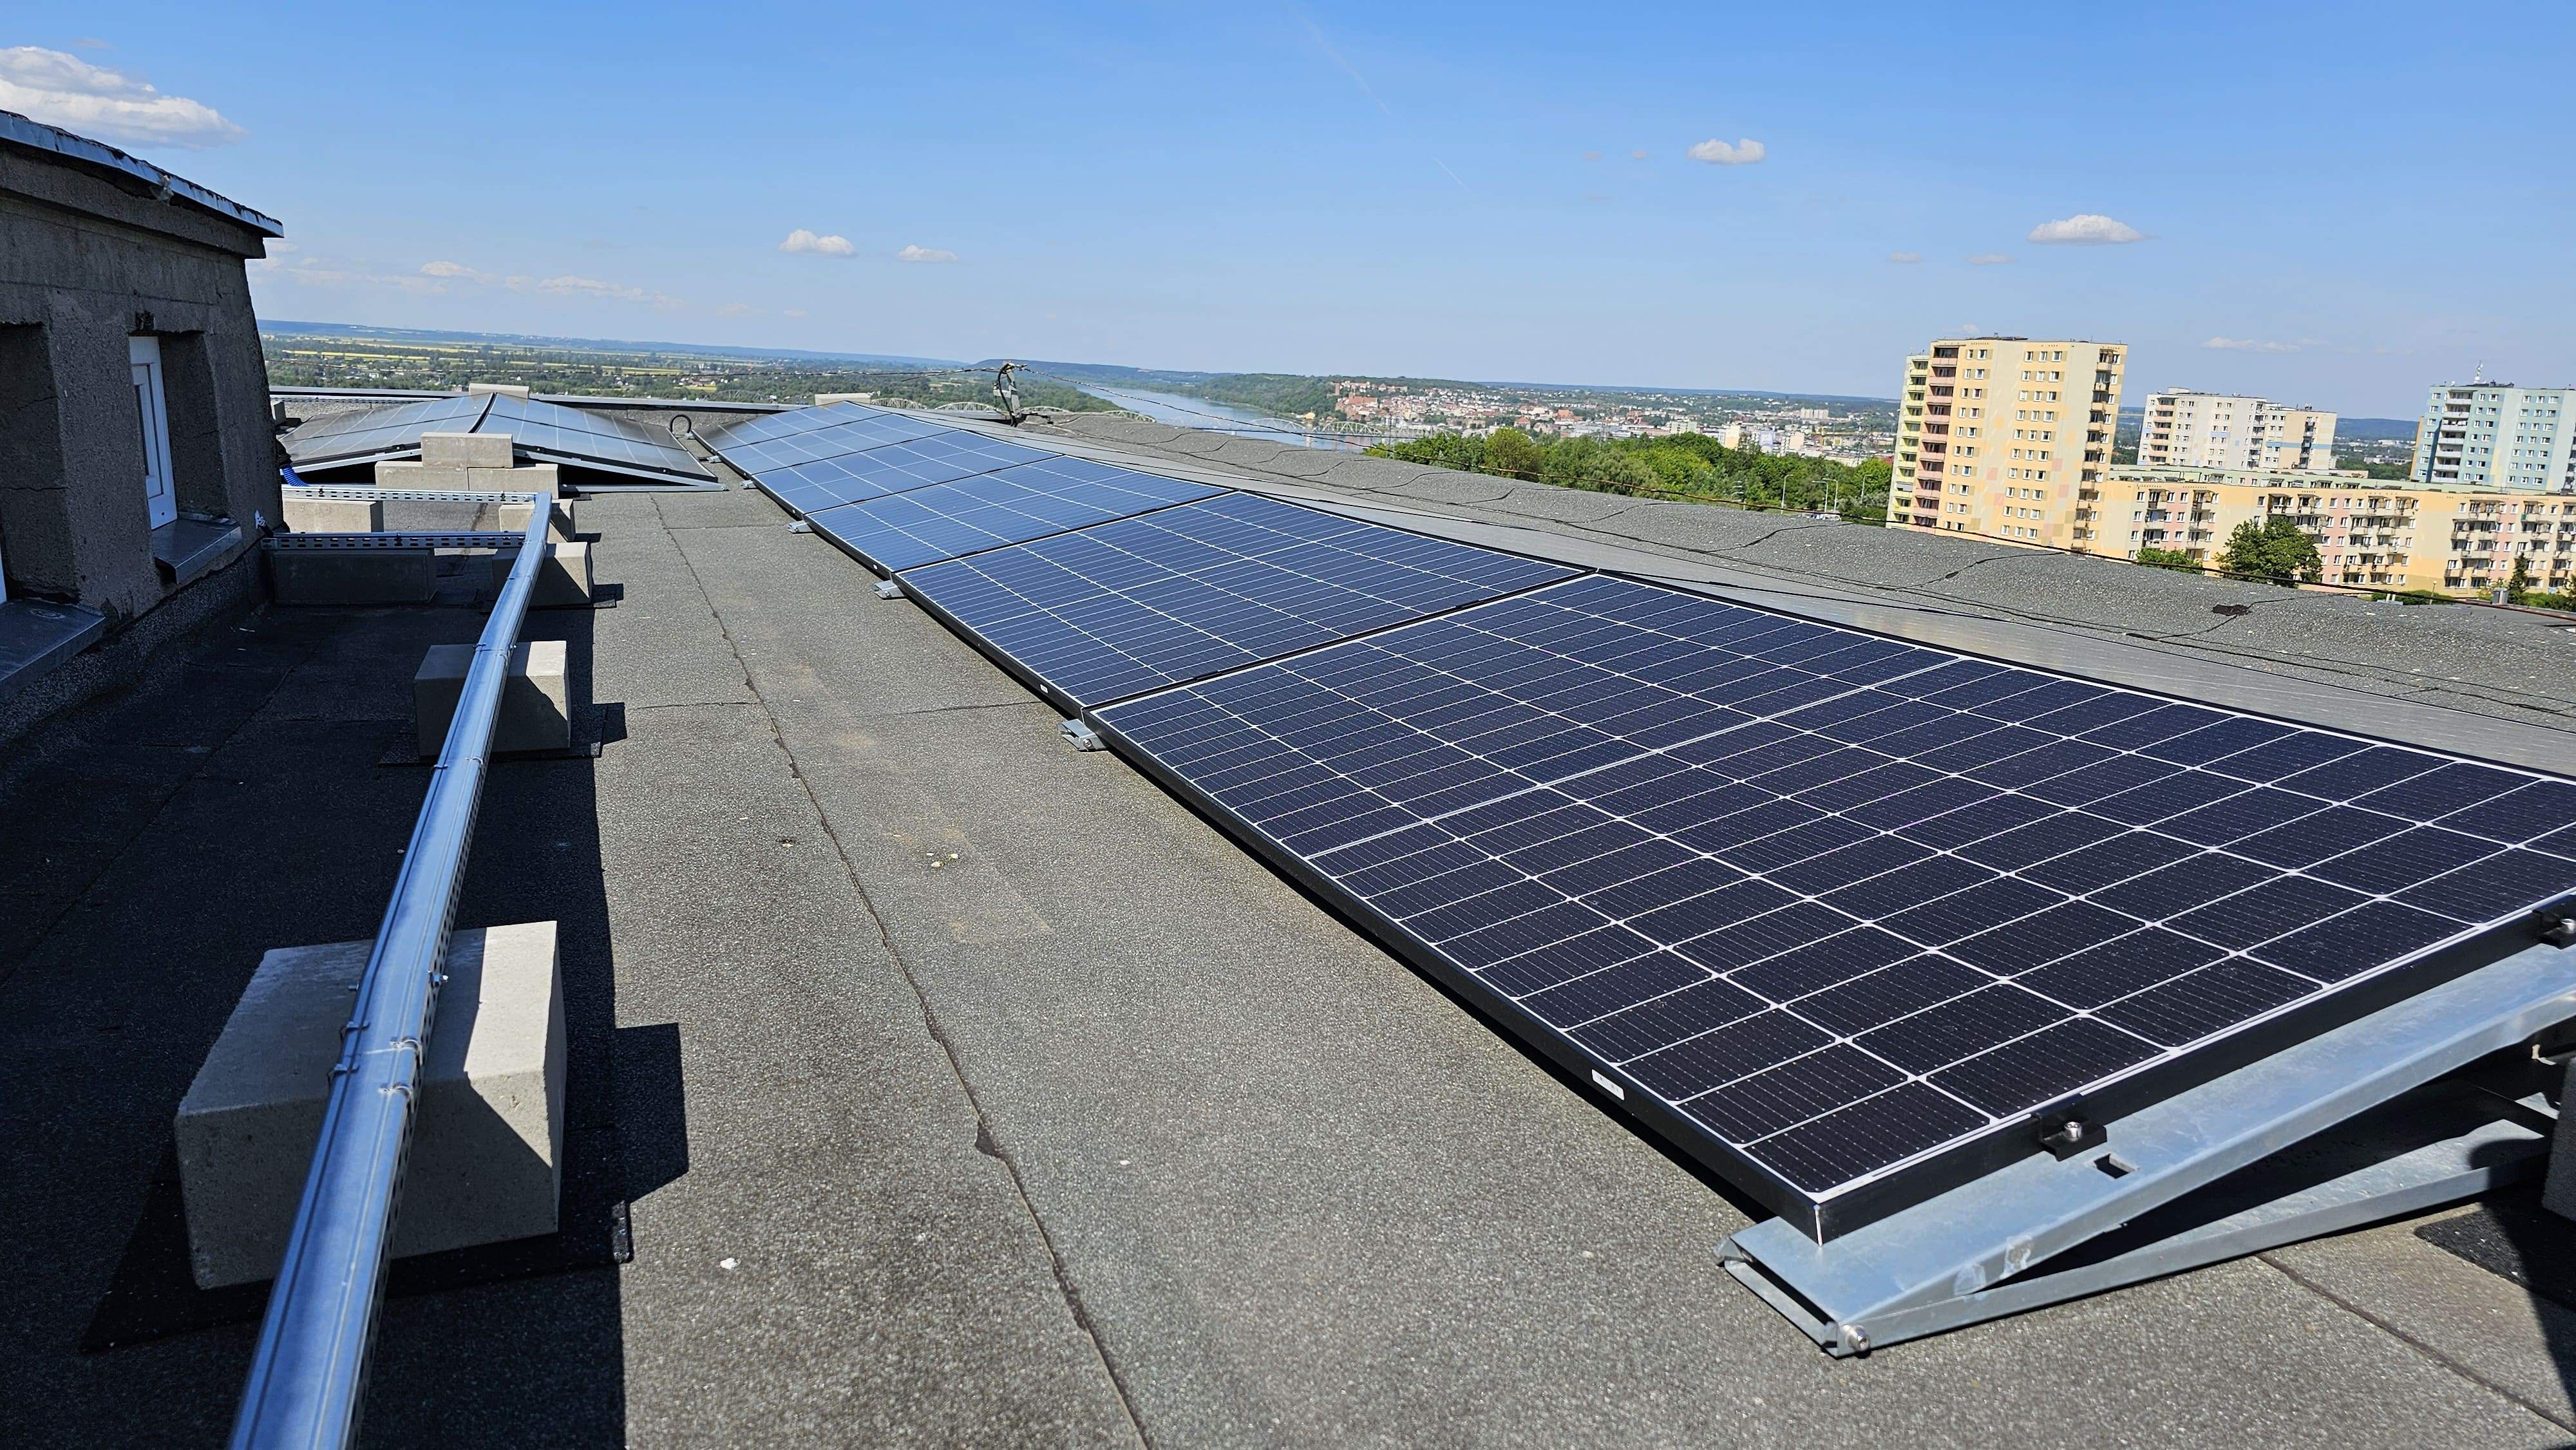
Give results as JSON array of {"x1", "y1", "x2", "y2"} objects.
[
  {"x1": 281, "y1": 391, "x2": 712, "y2": 483},
  {"x1": 1092, "y1": 574, "x2": 2576, "y2": 1232},
  {"x1": 711, "y1": 401, "x2": 2576, "y2": 1238},
  {"x1": 807, "y1": 457, "x2": 1224, "y2": 574},
  {"x1": 478, "y1": 394, "x2": 712, "y2": 482},
  {"x1": 900, "y1": 493, "x2": 1577, "y2": 708},
  {"x1": 281, "y1": 394, "x2": 490, "y2": 466}
]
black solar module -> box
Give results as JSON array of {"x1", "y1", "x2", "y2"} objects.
[
  {"x1": 703, "y1": 404, "x2": 961, "y2": 480},
  {"x1": 1088, "y1": 572, "x2": 2576, "y2": 1237},
  {"x1": 804, "y1": 457, "x2": 1226, "y2": 572},
  {"x1": 280, "y1": 393, "x2": 492, "y2": 466},
  {"x1": 748, "y1": 431, "x2": 1062, "y2": 515},
  {"x1": 281, "y1": 391, "x2": 713, "y2": 482},
  {"x1": 896, "y1": 493, "x2": 1581, "y2": 709},
  {"x1": 478, "y1": 394, "x2": 712, "y2": 482}
]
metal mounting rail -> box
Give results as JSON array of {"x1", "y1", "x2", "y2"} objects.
[
  {"x1": 228, "y1": 493, "x2": 551, "y2": 1448},
  {"x1": 262, "y1": 531, "x2": 526, "y2": 551}
]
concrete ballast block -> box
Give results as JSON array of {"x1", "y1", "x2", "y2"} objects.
[
  {"x1": 279, "y1": 493, "x2": 383, "y2": 534},
  {"x1": 498, "y1": 500, "x2": 575, "y2": 543},
  {"x1": 2546, "y1": 1056, "x2": 2576, "y2": 1220},
  {"x1": 413, "y1": 638, "x2": 569, "y2": 755},
  {"x1": 176, "y1": 921, "x2": 567, "y2": 1289},
  {"x1": 487, "y1": 541, "x2": 592, "y2": 607},
  {"x1": 269, "y1": 548, "x2": 434, "y2": 605},
  {"x1": 421, "y1": 431, "x2": 516, "y2": 470},
  {"x1": 813, "y1": 392, "x2": 875, "y2": 406},
  {"x1": 466, "y1": 382, "x2": 533, "y2": 399}
]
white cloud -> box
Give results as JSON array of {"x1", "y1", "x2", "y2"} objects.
[
  {"x1": 419, "y1": 259, "x2": 495, "y2": 284},
  {"x1": 1629, "y1": 147, "x2": 1649, "y2": 160},
  {"x1": 714, "y1": 301, "x2": 761, "y2": 316},
  {"x1": 2027, "y1": 212, "x2": 2145, "y2": 245},
  {"x1": 0, "y1": 46, "x2": 243, "y2": 149},
  {"x1": 1966, "y1": 252, "x2": 2014, "y2": 267},
  {"x1": 1887, "y1": 250, "x2": 1921, "y2": 264},
  {"x1": 2204, "y1": 335, "x2": 2319, "y2": 353},
  {"x1": 779, "y1": 228, "x2": 856, "y2": 257},
  {"x1": 257, "y1": 254, "x2": 448, "y2": 295},
  {"x1": 249, "y1": 238, "x2": 297, "y2": 271},
  {"x1": 533, "y1": 274, "x2": 683, "y2": 308},
  {"x1": 1686, "y1": 137, "x2": 1766, "y2": 166},
  {"x1": 70, "y1": 37, "x2": 110, "y2": 50},
  {"x1": 896, "y1": 244, "x2": 959, "y2": 264},
  {"x1": 1580, "y1": 149, "x2": 1602, "y2": 162},
  {"x1": 782, "y1": 308, "x2": 808, "y2": 318}
]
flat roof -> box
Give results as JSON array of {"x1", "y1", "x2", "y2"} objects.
[
  {"x1": 6, "y1": 409, "x2": 2574, "y2": 1443},
  {"x1": 0, "y1": 107, "x2": 283, "y2": 238}
]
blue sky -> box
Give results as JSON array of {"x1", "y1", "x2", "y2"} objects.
[{"x1": 10, "y1": 2, "x2": 2571, "y2": 416}]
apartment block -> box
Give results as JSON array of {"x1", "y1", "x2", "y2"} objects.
[
  {"x1": 2410, "y1": 382, "x2": 2576, "y2": 493},
  {"x1": 1888, "y1": 337, "x2": 2123, "y2": 547},
  {"x1": 2137, "y1": 391, "x2": 2336, "y2": 473},
  {"x1": 2110, "y1": 464, "x2": 2576, "y2": 594}
]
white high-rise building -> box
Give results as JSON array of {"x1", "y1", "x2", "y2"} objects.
[
  {"x1": 2136, "y1": 391, "x2": 2336, "y2": 473},
  {"x1": 2410, "y1": 382, "x2": 2576, "y2": 494}
]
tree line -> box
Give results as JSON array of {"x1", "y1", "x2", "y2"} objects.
[{"x1": 1366, "y1": 428, "x2": 1893, "y2": 522}]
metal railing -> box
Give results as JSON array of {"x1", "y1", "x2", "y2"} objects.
[{"x1": 228, "y1": 492, "x2": 553, "y2": 1449}]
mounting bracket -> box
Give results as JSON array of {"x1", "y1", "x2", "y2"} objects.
[
  {"x1": 1061, "y1": 719, "x2": 1106, "y2": 751},
  {"x1": 1720, "y1": 939, "x2": 2576, "y2": 1355},
  {"x1": 875, "y1": 579, "x2": 905, "y2": 600}
]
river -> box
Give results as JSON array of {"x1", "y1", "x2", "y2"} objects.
[{"x1": 1074, "y1": 387, "x2": 1381, "y2": 452}]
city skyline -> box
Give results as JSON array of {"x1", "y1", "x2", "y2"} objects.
[{"x1": 6, "y1": 3, "x2": 2571, "y2": 416}]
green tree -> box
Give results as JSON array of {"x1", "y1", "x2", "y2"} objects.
[
  {"x1": 2215, "y1": 518, "x2": 2324, "y2": 587},
  {"x1": 2134, "y1": 547, "x2": 2200, "y2": 571},
  {"x1": 2508, "y1": 554, "x2": 2535, "y2": 602},
  {"x1": 1482, "y1": 427, "x2": 1546, "y2": 481}
]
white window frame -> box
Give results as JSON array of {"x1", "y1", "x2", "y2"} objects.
[{"x1": 130, "y1": 335, "x2": 176, "y2": 530}]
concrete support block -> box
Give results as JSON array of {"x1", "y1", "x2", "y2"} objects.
[
  {"x1": 813, "y1": 392, "x2": 875, "y2": 406},
  {"x1": 2547, "y1": 1057, "x2": 2576, "y2": 1220},
  {"x1": 279, "y1": 493, "x2": 383, "y2": 534},
  {"x1": 374, "y1": 460, "x2": 471, "y2": 489},
  {"x1": 413, "y1": 638, "x2": 569, "y2": 755},
  {"x1": 498, "y1": 500, "x2": 574, "y2": 543},
  {"x1": 374, "y1": 459, "x2": 558, "y2": 499},
  {"x1": 421, "y1": 431, "x2": 516, "y2": 469},
  {"x1": 269, "y1": 549, "x2": 435, "y2": 605},
  {"x1": 176, "y1": 921, "x2": 566, "y2": 1289},
  {"x1": 467, "y1": 382, "x2": 533, "y2": 399},
  {"x1": 471, "y1": 462, "x2": 559, "y2": 498},
  {"x1": 488, "y1": 541, "x2": 592, "y2": 607}
]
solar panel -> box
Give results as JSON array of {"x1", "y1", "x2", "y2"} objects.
[
  {"x1": 281, "y1": 394, "x2": 491, "y2": 466},
  {"x1": 898, "y1": 493, "x2": 1581, "y2": 709},
  {"x1": 281, "y1": 392, "x2": 714, "y2": 483},
  {"x1": 745, "y1": 431, "x2": 1065, "y2": 515},
  {"x1": 704, "y1": 406, "x2": 962, "y2": 479},
  {"x1": 803, "y1": 456, "x2": 1227, "y2": 572},
  {"x1": 1090, "y1": 572, "x2": 2576, "y2": 1237},
  {"x1": 478, "y1": 394, "x2": 712, "y2": 482}
]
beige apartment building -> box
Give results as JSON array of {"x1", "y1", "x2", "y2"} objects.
[
  {"x1": 1888, "y1": 337, "x2": 2123, "y2": 547},
  {"x1": 2138, "y1": 390, "x2": 2336, "y2": 473},
  {"x1": 2110, "y1": 464, "x2": 2576, "y2": 594}
]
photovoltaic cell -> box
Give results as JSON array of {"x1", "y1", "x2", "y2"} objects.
[
  {"x1": 1090, "y1": 572, "x2": 2576, "y2": 1235},
  {"x1": 747, "y1": 431, "x2": 1068, "y2": 514},
  {"x1": 701, "y1": 402, "x2": 963, "y2": 478},
  {"x1": 803, "y1": 457, "x2": 1226, "y2": 572},
  {"x1": 898, "y1": 493, "x2": 1580, "y2": 708},
  {"x1": 478, "y1": 394, "x2": 712, "y2": 482},
  {"x1": 283, "y1": 391, "x2": 714, "y2": 483},
  {"x1": 281, "y1": 393, "x2": 493, "y2": 466}
]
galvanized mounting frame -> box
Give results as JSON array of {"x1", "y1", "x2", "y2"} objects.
[
  {"x1": 1721, "y1": 939, "x2": 2576, "y2": 1356},
  {"x1": 261, "y1": 531, "x2": 527, "y2": 552},
  {"x1": 282, "y1": 484, "x2": 562, "y2": 507},
  {"x1": 1060, "y1": 719, "x2": 1106, "y2": 751}
]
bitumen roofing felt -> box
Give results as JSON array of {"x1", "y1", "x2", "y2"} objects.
[{"x1": 4, "y1": 413, "x2": 2575, "y2": 1446}]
